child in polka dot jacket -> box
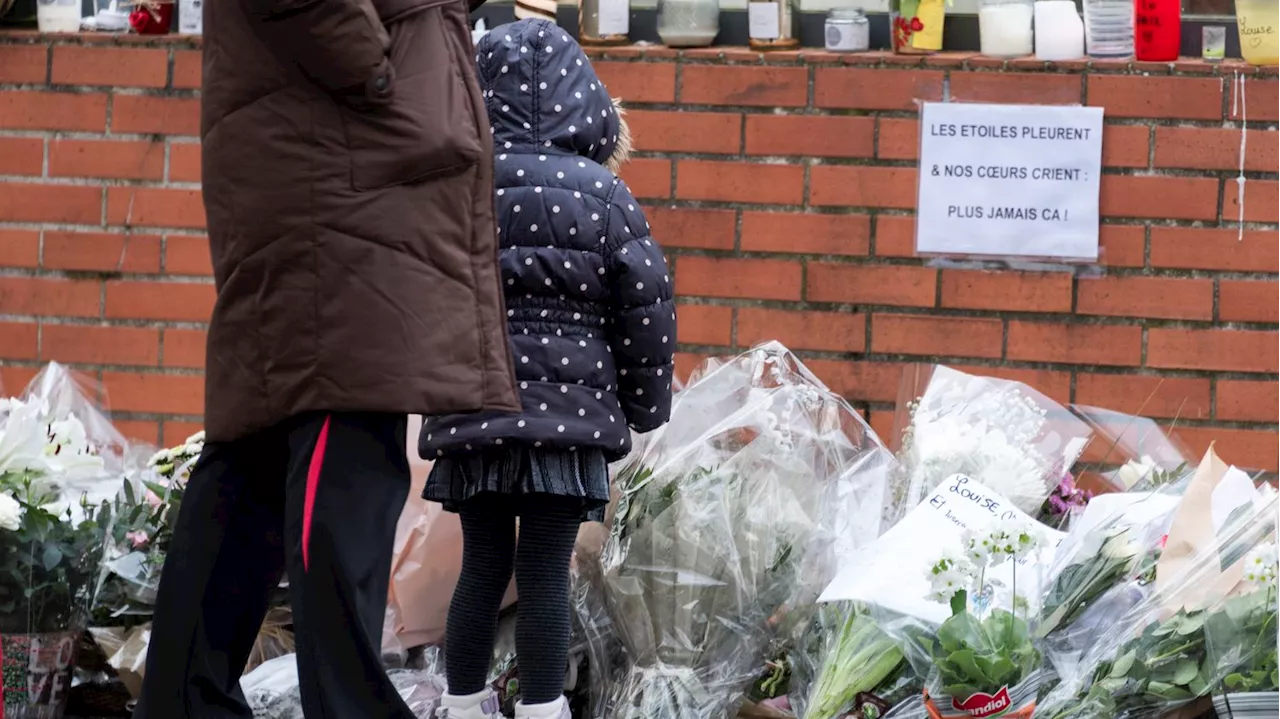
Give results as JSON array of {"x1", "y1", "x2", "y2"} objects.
[{"x1": 420, "y1": 18, "x2": 676, "y2": 719}]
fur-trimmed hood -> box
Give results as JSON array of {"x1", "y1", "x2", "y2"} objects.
[{"x1": 475, "y1": 19, "x2": 631, "y2": 173}]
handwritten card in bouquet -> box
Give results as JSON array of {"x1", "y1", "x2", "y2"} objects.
[{"x1": 820, "y1": 474, "x2": 1065, "y2": 625}]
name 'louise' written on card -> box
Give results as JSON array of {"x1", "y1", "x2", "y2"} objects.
[{"x1": 914, "y1": 102, "x2": 1104, "y2": 262}]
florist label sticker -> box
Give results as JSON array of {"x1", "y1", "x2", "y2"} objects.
[
  {"x1": 915, "y1": 101, "x2": 1104, "y2": 262},
  {"x1": 819, "y1": 475, "x2": 1064, "y2": 624}
]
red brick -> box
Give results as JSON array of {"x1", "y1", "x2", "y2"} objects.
[
  {"x1": 172, "y1": 50, "x2": 202, "y2": 90},
  {"x1": 1154, "y1": 127, "x2": 1276, "y2": 172},
  {"x1": 1074, "y1": 374, "x2": 1211, "y2": 420},
  {"x1": 815, "y1": 68, "x2": 944, "y2": 111},
  {"x1": 675, "y1": 256, "x2": 802, "y2": 301},
  {"x1": 680, "y1": 65, "x2": 808, "y2": 107},
  {"x1": 1099, "y1": 175, "x2": 1219, "y2": 221},
  {"x1": 956, "y1": 365, "x2": 1073, "y2": 406},
  {"x1": 1006, "y1": 322, "x2": 1142, "y2": 366},
  {"x1": 873, "y1": 215, "x2": 917, "y2": 258},
  {"x1": 1088, "y1": 75, "x2": 1223, "y2": 120},
  {"x1": 168, "y1": 142, "x2": 202, "y2": 183},
  {"x1": 162, "y1": 328, "x2": 207, "y2": 368},
  {"x1": 0, "y1": 367, "x2": 39, "y2": 397},
  {"x1": 676, "y1": 160, "x2": 804, "y2": 205},
  {"x1": 111, "y1": 95, "x2": 201, "y2": 136},
  {"x1": 871, "y1": 314, "x2": 1003, "y2": 359},
  {"x1": 675, "y1": 304, "x2": 733, "y2": 346},
  {"x1": 619, "y1": 158, "x2": 671, "y2": 200},
  {"x1": 1219, "y1": 280, "x2": 1278, "y2": 323},
  {"x1": 1077, "y1": 276, "x2": 1214, "y2": 321},
  {"x1": 804, "y1": 358, "x2": 904, "y2": 404},
  {"x1": 1102, "y1": 125, "x2": 1151, "y2": 169},
  {"x1": 106, "y1": 187, "x2": 207, "y2": 230},
  {"x1": 807, "y1": 264, "x2": 937, "y2": 307},
  {"x1": 1150, "y1": 227, "x2": 1277, "y2": 273},
  {"x1": 740, "y1": 212, "x2": 870, "y2": 256},
  {"x1": 744, "y1": 115, "x2": 874, "y2": 158},
  {"x1": 51, "y1": 46, "x2": 167, "y2": 88},
  {"x1": 940, "y1": 270, "x2": 1073, "y2": 313},
  {"x1": 0, "y1": 45, "x2": 47, "y2": 83},
  {"x1": 647, "y1": 207, "x2": 735, "y2": 250},
  {"x1": 117, "y1": 420, "x2": 161, "y2": 446},
  {"x1": 1217, "y1": 380, "x2": 1279, "y2": 422},
  {"x1": 43, "y1": 232, "x2": 162, "y2": 274},
  {"x1": 0, "y1": 322, "x2": 38, "y2": 361},
  {"x1": 1230, "y1": 78, "x2": 1279, "y2": 122},
  {"x1": 950, "y1": 72, "x2": 1083, "y2": 105},
  {"x1": 0, "y1": 277, "x2": 100, "y2": 317},
  {"x1": 1171, "y1": 426, "x2": 1279, "y2": 473},
  {"x1": 810, "y1": 166, "x2": 917, "y2": 209},
  {"x1": 0, "y1": 137, "x2": 43, "y2": 175},
  {"x1": 101, "y1": 371, "x2": 205, "y2": 416},
  {"x1": 1224, "y1": 179, "x2": 1278, "y2": 224},
  {"x1": 738, "y1": 308, "x2": 866, "y2": 353},
  {"x1": 41, "y1": 324, "x2": 161, "y2": 367},
  {"x1": 878, "y1": 118, "x2": 918, "y2": 160},
  {"x1": 1147, "y1": 328, "x2": 1278, "y2": 373},
  {"x1": 49, "y1": 139, "x2": 165, "y2": 180},
  {"x1": 593, "y1": 61, "x2": 676, "y2": 104},
  {"x1": 164, "y1": 235, "x2": 215, "y2": 276},
  {"x1": 105, "y1": 281, "x2": 216, "y2": 322},
  {"x1": 1098, "y1": 225, "x2": 1146, "y2": 268},
  {"x1": 627, "y1": 109, "x2": 741, "y2": 155},
  {"x1": 674, "y1": 352, "x2": 707, "y2": 383},
  {"x1": 162, "y1": 420, "x2": 206, "y2": 446},
  {"x1": 0, "y1": 183, "x2": 100, "y2": 224},
  {"x1": 0, "y1": 91, "x2": 108, "y2": 131},
  {"x1": 0, "y1": 230, "x2": 39, "y2": 268}
]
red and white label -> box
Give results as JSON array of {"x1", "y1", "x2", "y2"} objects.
[{"x1": 951, "y1": 686, "x2": 1012, "y2": 718}]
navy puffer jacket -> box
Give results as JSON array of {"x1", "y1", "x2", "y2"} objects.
[{"x1": 420, "y1": 19, "x2": 676, "y2": 463}]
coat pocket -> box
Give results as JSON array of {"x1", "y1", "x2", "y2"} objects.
[{"x1": 340, "y1": 0, "x2": 483, "y2": 191}]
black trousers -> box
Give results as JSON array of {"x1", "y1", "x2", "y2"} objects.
[{"x1": 134, "y1": 412, "x2": 415, "y2": 719}]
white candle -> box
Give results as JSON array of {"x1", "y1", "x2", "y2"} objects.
[
  {"x1": 979, "y1": 3, "x2": 1034, "y2": 57},
  {"x1": 1034, "y1": 0, "x2": 1086, "y2": 60}
]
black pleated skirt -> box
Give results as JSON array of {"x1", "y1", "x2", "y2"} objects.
[{"x1": 423, "y1": 447, "x2": 610, "y2": 523}]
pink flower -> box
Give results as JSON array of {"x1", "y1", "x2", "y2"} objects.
[
  {"x1": 144, "y1": 490, "x2": 163, "y2": 508},
  {"x1": 126, "y1": 530, "x2": 150, "y2": 549}
]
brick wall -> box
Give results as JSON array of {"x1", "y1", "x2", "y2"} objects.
[{"x1": 0, "y1": 34, "x2": 1277, "y2": 469}]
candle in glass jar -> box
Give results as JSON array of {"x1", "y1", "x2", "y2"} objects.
[{"x1": 979, "y1": 1, "x2": 1034, "y2": 57}]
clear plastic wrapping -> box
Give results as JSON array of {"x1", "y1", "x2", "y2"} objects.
[
  {"x1": 1068, "y1": 405, "x2": 1196, "y2": 493},
  {"x1": 1034, "y1": 459, "x2": 1278, "y2": 719},
  {"x1": 583, "y1": 342, "x2": 896, "y2": 719},
  {"x1": 788, "y1": 603, "x2": 917, "y2": 719},
  {"x1": 890, "y1": 365, "x2": 1091, "y2": 527},
  {"x1": 241, "y1": 653, "x2": 447, "y2": 719}
]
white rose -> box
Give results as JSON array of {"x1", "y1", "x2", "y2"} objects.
[
  {"x1": 185, "y1": 430, "x2": 206, "y2": 445},
  {"x1": 0, "y1": 492, "x2": 22, "y2": 531}
]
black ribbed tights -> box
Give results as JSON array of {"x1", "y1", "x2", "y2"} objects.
[{"x1": 446, "y1": 495, "x2": 581, "y2": 704}]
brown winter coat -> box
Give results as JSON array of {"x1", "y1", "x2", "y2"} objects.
[{"x1": 199, "y1": 0, "x2": 520, "y2": 441}]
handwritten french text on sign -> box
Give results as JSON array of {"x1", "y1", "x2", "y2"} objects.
[
  {"x1": 819, "y1": 475, "x2": 1065, "y2": 625},
  {"x1": 915, "y1": 102, "x2": 1104, "y2": 261}
]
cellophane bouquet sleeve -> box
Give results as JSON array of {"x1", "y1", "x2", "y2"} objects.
[
  {"x1": 588, "y1": 342, "x2": 895, "y2": 719},
  {"x1": 1034, "y1": 490, "x2": 1278, "y2": 719}
]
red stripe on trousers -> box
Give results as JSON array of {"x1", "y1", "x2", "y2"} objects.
[{"x1": 302, "y1": 416, "x2": 332, "y2": 572}]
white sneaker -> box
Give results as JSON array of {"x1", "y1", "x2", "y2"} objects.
[
  {"x1": 439, "y1": 689, "x2": 502, "y2": 719},
  {"x1": 515, "y1": 696, "x2": 571, "y2": 719}
]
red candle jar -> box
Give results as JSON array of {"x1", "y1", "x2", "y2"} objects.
[
  {"x1": 1134, "y1": 0, "x2": 1180, "y2": 61},
  {"x1": 130, "y1": 2, "x2": 174, "y2": 34}
]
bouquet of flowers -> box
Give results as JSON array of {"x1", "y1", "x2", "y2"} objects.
[
  {"x1": 788, "y1": 603, "x2": 915, "y2": 719},
  {"x1": 586, "y1": 343, "x2": 895, "y2": 719},
  {"x1": 0, "y1": 364, "x2": 127, "y2": 717},
  {"x1": 92, "y1": 431, "x2": 204, "y2": 626},
  {"x1": 890, "y1": 366, "x2": 1090, "y2": 527},
  {"x1": 1036, "y1": 489, "x2": 1278, "y2": 719}
]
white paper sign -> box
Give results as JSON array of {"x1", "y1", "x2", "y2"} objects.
[
  {"x1": 915, "y1": 102, "x2": 1104, "y2": 261},
  {"x1": 820, "y1": 474, "x2": 1065, "y2": 625},
  {"x1": 596, "y1": 0, "x2": 630, "y2": 36},
  {"x1": 1212, "y1": 466, "x2": 1263, "y2": 535},
  {"x1": 748, "y1": 2, "x2": 781, "y2": 39}
]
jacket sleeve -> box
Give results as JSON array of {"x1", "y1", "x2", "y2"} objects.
[
  {"x1": 244, "y1": 0, "x2": 394, "y2": 106},
  {"x1": 605, "y1": 185, "x2": 676, "y2": 434}
]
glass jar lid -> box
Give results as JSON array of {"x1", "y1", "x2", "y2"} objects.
[{"x1": 827, "y1": 6, "x2": 867, "y2": 20}]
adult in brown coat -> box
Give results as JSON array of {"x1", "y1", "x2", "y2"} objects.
[{"x1": 135, "y1": 0, "x2": 519, "y2": 715}]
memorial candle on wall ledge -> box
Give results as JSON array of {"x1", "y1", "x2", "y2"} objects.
[{"x1": 891, "y1": 0, "x2": 945, "y2": 53}]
